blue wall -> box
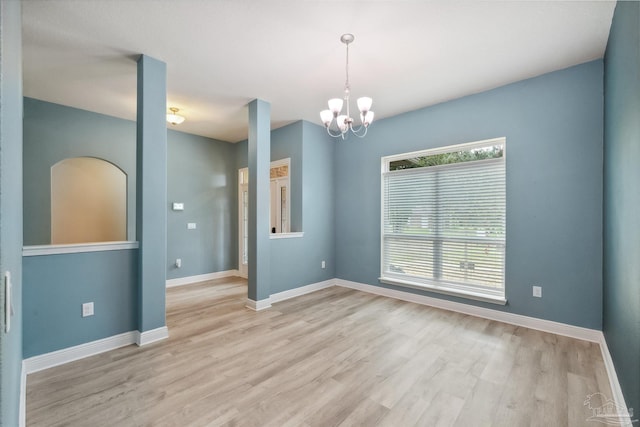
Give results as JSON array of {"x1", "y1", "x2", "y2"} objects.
[
  {"x1": 297, "y1": 122, "x2": 335, "y2": 288},
  {"x1": 237, "y1": 122, "x2": 304, "y2": 233},
  {"x1": 136, "y1": 55, "x2": 168, "y2": 332},
  {"x1": 237, "y1": 121, "x2": 336, "y2": 295},
  {"x1": 246, "y1": 99, "x2": 272, "y2": 301},
  {"x1": 22, "y1": 249, "x2": 138, "y2": 358},
  {"x1": 269, "y1": 122, "x2": 336, "y2": 294},
  {"x1": 22, "y1": 99, "x2": 238, "y2": 356},
  {"x1": 23, "y1": 98, "x2": 137, "y2": 245},
  {"x1": 23, "y1": 98, "x2": 237, "y2": 279},
  {"x1": 167, "y1": 129, "x2": 238, "y2": 279},
  {"x1": 0, "y1": 1, "x2": 24, "y2": 425},
  {"x1": 603, "y1": 1, "x2": 640, "y2": 416},
  {"x1": 269, "y1": 122, "x2": 303, "y2": 233},
  {"x1": 335, "y1": 61, "x2": 604, "y2": 329}
]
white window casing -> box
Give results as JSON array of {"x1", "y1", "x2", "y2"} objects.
[{"x1": 380, "y1": 137, "x2": 506, "y2": 304}]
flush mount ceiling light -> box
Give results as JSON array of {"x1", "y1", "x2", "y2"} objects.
[
  {"x1": 166, "y1": 107, "x2": 185, "y2": 125},
  {"x1": 320, "y1": 33, "x2": 374, "y2": 139}
]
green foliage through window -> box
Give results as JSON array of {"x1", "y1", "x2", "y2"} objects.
[{"x1": 389, "y1": 145, "x2": 504, "y2": 171}]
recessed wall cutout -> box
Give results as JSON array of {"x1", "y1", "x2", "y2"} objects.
[{"x1": 51, "y1": 157, "x2": 127, "y2": 244}]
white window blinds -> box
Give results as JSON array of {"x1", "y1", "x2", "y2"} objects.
[{"x1": 381, "y1": 139, "x2": 506, "y2": 300}]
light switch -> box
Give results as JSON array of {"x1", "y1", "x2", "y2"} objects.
[
  {"x1": 187, "y1": 223, "x2": 197, "y2": 230},
  {"x1": 532, "y1": 286, "x2": 542, "y2": 298},
  {"x1": 172, "y1": 202, "x2": 184, "y2": 211},
  {"x1": 82, "y1": 302, "x2": 94, "y2": 317}
]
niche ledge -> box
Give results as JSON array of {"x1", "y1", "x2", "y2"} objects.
[
  {"x1": 23, "y1": 241, "x2": 139, "y2": 256},
  {"x1": 269, "y1": 232, "x2": 304, "y2": 240}
]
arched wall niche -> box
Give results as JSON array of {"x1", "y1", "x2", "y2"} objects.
[{"x1": 51, "y1": 156, "x2": 127, "y2": 244}]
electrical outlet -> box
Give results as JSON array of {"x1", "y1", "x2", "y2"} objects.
[
  {"x1": 175, "y1": 258, "x2": 182, "y2": 268},
  {"x1": 82, "y1": 302, "x2": 94, "y2": 317},
  {"x1": 187, "y1": 223, "x2": 197, "y2": 230},
  {"x1": 321, "y1": 260, "x2": 326, "y2": 269},
  {"x1": 532, "y1": 285, "x2": 542, "y2": 298}
]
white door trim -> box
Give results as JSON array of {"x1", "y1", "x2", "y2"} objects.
[{"x1": 238, "y1": 168, "x2": 248, "y2": 279}]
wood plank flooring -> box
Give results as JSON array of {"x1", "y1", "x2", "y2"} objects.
[{"x1": 26, "y1": 278, "x2": 612, "y2": 426}]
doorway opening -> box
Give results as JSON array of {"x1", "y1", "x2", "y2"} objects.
[{"x1": 238, "y1": 158, "x2": 291, "y2": 278}]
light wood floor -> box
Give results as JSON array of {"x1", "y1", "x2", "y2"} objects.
[{"x1": 27, "y1": 278, "x2": 612, "y2": 426}]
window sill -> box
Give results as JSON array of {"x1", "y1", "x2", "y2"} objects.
[
  {"x1": 379, "y1": 276, "x2": 507, "y2": 306},
  {"x1": 269, "y1": 232, "x2": 304, "y2": 240},
  {"x1": 23, "y1": 241, "x2": 139, "y2": 257}
]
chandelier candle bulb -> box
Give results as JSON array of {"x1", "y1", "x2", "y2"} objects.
[
  {"x1": 320, "y1": 33, "x2": 375, "y2": 139},
  {"x1": 361, "y1": 111, "x2": 374, "y2": 127},
  {"x1": 328, "y1": 99, "x2": 344, "y2": 115},
  {"x1": 357, "y1": 97, "x2": 372, "y2": 114},
  {"x1": 320, "y1": 110, "x2": 333, "y2": 126},
  {"x1": 359, "y1": 112, "x2": 371, "y2": 127}
]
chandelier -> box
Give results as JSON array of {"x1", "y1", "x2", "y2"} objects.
[{"x1": 320, "y1": 34, "x2": 374, "y2": 139}]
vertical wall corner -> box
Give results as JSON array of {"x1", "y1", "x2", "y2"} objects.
[{"x1": 136, "y1": 54, "x2": 168, "y2": 332}]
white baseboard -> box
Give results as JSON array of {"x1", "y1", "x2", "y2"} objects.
[
  {"x1": 334, "y1": 279, "x2": 602, "y2": 343},
  {"x1": 245, "y1": 298, "x2": 272, "y2": 311},
  {"x1": 166, "y1": 270, "x2": 240, "y2": 288},
  {"x1": 136, "y1": 326, "x2": 169, "y2": 346},
  {"x1": 19, "y1": 360, "x2": 26, "y2": 427},
  {"x1": 23, "y1": 327, "x2": 170, "y2": 373},
  {"x1": 23, "y1": 331, "x2": 138, "y2": 374},
  {"x1": 245, "y1": 279, "x2": 335, "y2": 311},
  {"x1": 246, "y1": 277, "x2": 601, "y2": 343},
  {"x1": 270, "y1": 279, "x2": 335, "y2": 304},
  {"x1": 598, "y1": 333, "x2": 634, "y2": 426}
]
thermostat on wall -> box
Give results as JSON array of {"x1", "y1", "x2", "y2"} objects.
[{"x1": 172, "y1": 202, "x2": 184, "y2": 211}]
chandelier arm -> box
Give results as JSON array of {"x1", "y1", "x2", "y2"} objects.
[
  {"x1": 350, "y1": 125, "x2": 368, "y2": 138},
  {"x1": 325, "y1": 126, "x2": 345, "y2": 138},
  {"x1": 350, "y1": 123, "x2": 365, "y2": 132}
]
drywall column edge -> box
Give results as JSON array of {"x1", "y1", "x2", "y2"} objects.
[
  {"x1": 0, "y1": 1, "x2": 24, "y2": 425},
  {"x1": 247, "y1": 99, "x2": 271, "y2": 301},
  {"x1": 136, "y1": 55, "x2": 167, "y2": 331}
]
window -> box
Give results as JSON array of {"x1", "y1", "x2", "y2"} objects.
[{"x1": 381, "y1": 138, "x2": 506, "y2": 304}]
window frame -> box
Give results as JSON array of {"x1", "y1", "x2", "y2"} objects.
[{"x1": 379, "y1": 137, "x2": 507, "y2": 305}]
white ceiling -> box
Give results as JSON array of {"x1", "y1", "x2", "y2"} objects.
[{"x1": 22, "y1": 1, "x2": 616, "y2": 143}]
